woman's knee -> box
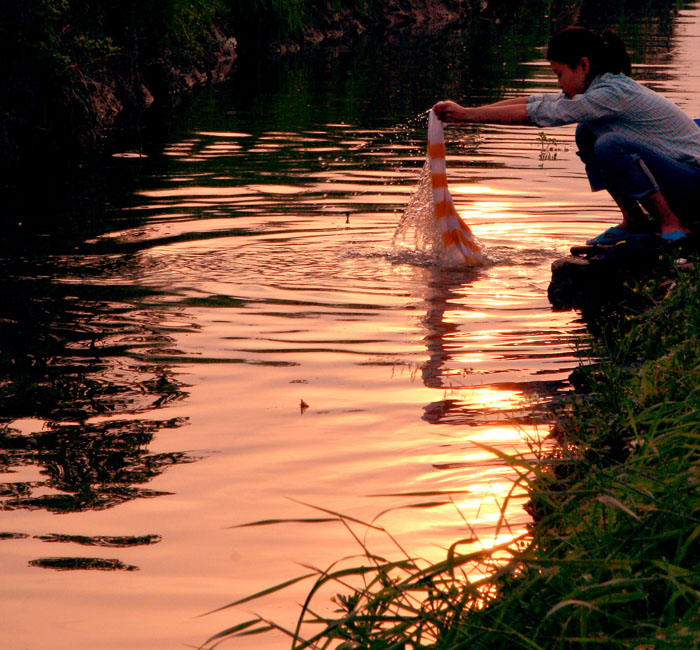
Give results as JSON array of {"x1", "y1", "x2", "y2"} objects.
[
  {"x1": 592, "y1": 132, "x2": 632, "y2": 166},
  {"x1": 593, "y1": 133, "x2": 660, "y2": 198}
]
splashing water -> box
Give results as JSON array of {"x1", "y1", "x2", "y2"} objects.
[
  {"x1": 392, "y1": 160, "x2": 442, "y2": 257},
  {"x1": 392, "y1": 108, "x2": 488, "y2": 268},
  {"x1": 392, "y1": 159, "x2": 489, "y2": 267}
]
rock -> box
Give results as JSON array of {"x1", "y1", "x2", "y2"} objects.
[
  {"x1": 90, "y1": 80, "x2": 123, "y2": 133},
  {"x1": 157, "y1": 30, "x2": 238, "y2": 98},
  {"x1": 548, "y1": 255, "x2": 611, "y2": 311},
  {"x1": 139, "y1": 84, "x2": 155, "y2": 110},
  {"x1": 548, "y1": 234, "x2": 698, "y2": 312},
  {"x1": 293, "y1": 0, "x2": 468, "y2": 50}
]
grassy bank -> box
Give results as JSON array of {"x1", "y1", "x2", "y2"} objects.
[{"x1": 206, "y1": 254, "x2": 700, "y2": 648}]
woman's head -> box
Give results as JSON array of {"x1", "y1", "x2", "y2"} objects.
[{"x1": 546, "y1": 27, "x2": 631, "y2": 96}]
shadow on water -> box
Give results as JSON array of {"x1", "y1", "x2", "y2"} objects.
[
  {"x1": 0, "y1": 418, "x2": 191, "y2": 512},
  {"x1": 2, "y1": 530, "x2": 161, "y2": 570},
  {"x1": 418, "y1": 266, "x2": 568, "y2": 427},
  {"x1": 0, "y1": 251, "x2": 194, "y2": 569},
  {"x1": 28, "y1": 557, "x2": 140, "y2": 571}
]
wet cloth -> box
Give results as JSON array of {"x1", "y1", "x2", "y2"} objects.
[
  {"x1": 526, "y1": 73, "x2": 700, "y2": 167},
  {"x1": 427, "y1": 110, "x2": 487, "y2": 266}
]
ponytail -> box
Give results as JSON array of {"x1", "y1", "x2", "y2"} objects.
[
  {"x1": 547, "y1": 26, "x2": 631, "y2": 77},
  {"x1": 600, "y1": 29, "x2": 631, "y2": 76}
]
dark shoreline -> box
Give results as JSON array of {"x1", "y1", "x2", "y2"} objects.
[
  {"x1": 0, "y1": 0, "x2": 679, "y2": 213},
  {"x1": 0, "y1": 1, "x2": 480, "y2": 177}
]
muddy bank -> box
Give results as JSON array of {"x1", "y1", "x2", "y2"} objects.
[
  {"x1": 0, "y1": 0, "x2": 489, "y2": 182},
  {"x1": 279, "y1": 0, "x2": 473, "y2": 53}
]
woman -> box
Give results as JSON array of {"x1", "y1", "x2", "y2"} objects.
[{"x1": 432, "y1": 27, "x2": 700, "y2": 244}]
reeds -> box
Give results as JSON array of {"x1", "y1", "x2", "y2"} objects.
[{"x1": 205, "y1": 254, "x2": 700, "y2": 649}]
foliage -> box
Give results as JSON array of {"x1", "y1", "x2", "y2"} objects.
[
  {"x1": 0, "y1": 0, "x2": 229, "y2": 172},
  {"x1": 222, "y1": 0, "x2": 310, "y2": 43}
]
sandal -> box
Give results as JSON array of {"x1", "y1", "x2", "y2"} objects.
[
  {"x1": 586, "y1": 226, "x2": 631, "y2": 245},
  {"x1": 660, "y1": 231, "x2": 689, "y2": 242},
  {"x1": 586, "y1": 226, "x2": 654, "y2": 246}
]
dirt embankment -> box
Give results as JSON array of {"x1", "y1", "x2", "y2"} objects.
[
  {"x1": 92, "y1": 0, "x2": 477, "y2": 131},
  {"x1": 76, "y1": 28, "x2": 238, "y2": 150},
  {"x1": 265, "y1": 0, "x2": 476, "y2": 54},
  {"x1": 2, "y1": 0, "x2": 479, "y2": 180}
]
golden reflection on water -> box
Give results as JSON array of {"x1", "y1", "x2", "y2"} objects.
[{"x1": 5, "y1": 8, "x2": 700, "y2": 650}]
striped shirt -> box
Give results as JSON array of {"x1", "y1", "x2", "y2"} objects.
[{"x1": 526, "y1": 72, "x2": 700, "y2": 167}]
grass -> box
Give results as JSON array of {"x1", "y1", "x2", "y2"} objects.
[{"x1": 204, "y1": 252, "x2": 700, "y2": 649}]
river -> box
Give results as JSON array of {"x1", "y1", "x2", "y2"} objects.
[{"x1": 3, "y1": 3, "x2": 700, "y2": 649}]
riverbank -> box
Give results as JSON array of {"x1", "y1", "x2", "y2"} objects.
[
  {"x1": 459, "y1": 253, "x2": 700, "y2": 648},
  {"x1": 0, "y1": 1, "x2": 236, "y2": 201},
  {"x1": 0, "y1": 0, "x2": 486, "y2": 180},
  {"x1": 205, "y1": 253, "x2": 700, "y2": 647},
  {"x1": 0, "y1": 0, "x2": 668, "y2": 217}
]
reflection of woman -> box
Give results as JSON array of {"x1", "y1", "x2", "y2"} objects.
[{"x1": 433, "y1": 27, "x2": 700, "y2": 244}]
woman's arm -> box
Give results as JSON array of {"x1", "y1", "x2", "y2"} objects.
[
  {"x1": 483, "y1": 97, "x2": 530, "y2": 107},
  {"x1": 433, "y1": 99, "x2": 532, "y2": 125}
]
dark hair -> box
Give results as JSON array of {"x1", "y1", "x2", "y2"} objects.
[{"x1": 547, "y1": 27, "x2": 631, "y2": 77}]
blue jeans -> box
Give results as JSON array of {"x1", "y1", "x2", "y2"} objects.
[{"x1": 575, "y1": 123, "x2": 700, "y2": 223}]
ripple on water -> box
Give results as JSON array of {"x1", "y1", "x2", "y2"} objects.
[{"x1": 1, "y1": 18, "x2": 658, "y2": 649}]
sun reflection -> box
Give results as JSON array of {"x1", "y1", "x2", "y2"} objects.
[
  {"x1": 476, "y1": 423, "x2": 540, "y2": 439},
  {"x1": 416, "y1": 252, "x2": 553, "y2": 582},
  {"x1": 450, "y1": 184, "x2": 521, "y2": 196},
  {"x1": 462, "y1": 388, "x2": 524, "y2": 411},
  {"x1": 196, "y1": 131, "x2": 252, "y2": 138}
]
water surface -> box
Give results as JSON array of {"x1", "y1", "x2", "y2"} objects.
[{"x1": 3, "y1": 4, "x2": 700, "y2": 648}]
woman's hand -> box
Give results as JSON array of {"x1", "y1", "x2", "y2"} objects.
[{"x1": 432, "y1": 100, "x2": 470, "y2": 123}]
